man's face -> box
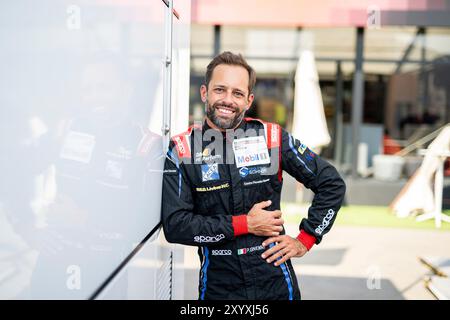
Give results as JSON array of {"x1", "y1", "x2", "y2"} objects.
[
  {"x1": 201, "y1": 64, "x2": 254, "y2": 130},
  {"x1": 80, "y1": 62, "x2": 132, "y2": 123}
]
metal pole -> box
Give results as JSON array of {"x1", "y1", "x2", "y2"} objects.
[
  {"x1": 162, "y1": 0, "x2": 173, "y2": 151},
  {"x1": 288, "y1": 27, "x2": 303, "y2": 124},
  {"x1": 213, "y1": 25, "x2": 221, "y2": 56},
  {"x1": 351, "y1": 27, "x2": 365, "y2": 179},
  {"x1": 395, "y1": 27, "x2": 424, "y2": 74},
  {"x1": 333, "y1": 60, "x2": 343, "y2": 167},
  {"x1": 420, "y1": 27, "x2": 429, "y2": 116}
]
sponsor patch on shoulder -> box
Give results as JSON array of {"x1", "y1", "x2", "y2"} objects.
[
  {"x1": 298, "y1": 143, "x2": 307, "y2": 155},
  {"x1": 305, "y1": 150, "x2": 316, "y2": 162}
]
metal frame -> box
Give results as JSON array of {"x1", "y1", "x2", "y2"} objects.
[
  {"x1": 395, "y1": 27, "x2": 425, "y2": 74},
  {"x1": 214, "y1": 25, "x2": 221, "y2": 56},
  {"x1": 350, "y1": 27, "x2": 365, "y2": 179},
  {"x1": 333, "y1": 61, "x2": 344, "y2": 167},
  {"x1": 192, "y1": 53, "x2": 432, "y2": 65},
  {"x1": 162, "y1": 0, "x2": 173, "y2": 149}
]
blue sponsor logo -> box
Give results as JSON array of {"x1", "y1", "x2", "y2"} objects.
[
  {"x1": 239, "y1": 167, "x2": 249, "y2": 178},
  {"x1": 201, "y1": 163, "x2": 220, "y2": 182},
  {"x1": 239, "y1": 166, "x2": 267, "y2": 178}
]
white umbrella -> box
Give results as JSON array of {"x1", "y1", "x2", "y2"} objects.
[{"x1": 292, "y1": 50, "x2": 330, "y2": 152}]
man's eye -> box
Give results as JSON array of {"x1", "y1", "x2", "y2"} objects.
[
  {"x1": 214, "y1": 88, "x2": 224, "y2": 93},
  {"x1": 234, "y1": 92, "x2": 244, "y2": 97}
]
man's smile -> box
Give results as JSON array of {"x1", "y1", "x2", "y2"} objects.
[{"x1": 215, "y1": 105, "x2": 236, "y2": 116}]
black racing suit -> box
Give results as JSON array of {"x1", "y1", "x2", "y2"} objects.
[{"x1": 161, "y1": 117, "x2": 346, "y2": 300}]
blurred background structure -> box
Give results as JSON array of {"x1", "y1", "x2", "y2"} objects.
[
  {"x1": 189, "y1": 0, "x2": 450, "y2": 206},
  {"x1": 184, "y1": 0, "x2": 450, "y2": 300}
]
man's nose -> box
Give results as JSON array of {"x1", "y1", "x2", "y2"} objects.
[{"x1": 222, "y1": 89, "x2": 235, "y2": 104}]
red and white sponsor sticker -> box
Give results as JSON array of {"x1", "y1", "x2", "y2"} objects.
[
  {"x1": 173, "y1": 135, "x2": 190, "y2": 158},
  {"x1": 265, "y1": 123, "x2": 280, "y2": 148}
]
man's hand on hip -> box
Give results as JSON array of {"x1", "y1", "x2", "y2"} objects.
[
  {"x1": 247, "y1": 200, "x2": 284, "y2": 237},
  {"x1": 261, "y1": 235, "x2": 308, "y2": 266}
]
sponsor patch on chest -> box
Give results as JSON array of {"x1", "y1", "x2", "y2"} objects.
[
  {"x1": 242, "y1": 178, "x2": 270, "y2": 187},
  {"x1": 237, "y1": 245, "x2": 264, "y2": 255},
  {"x1": 201, "y1": 163, "x2": 220, "y2": 182},
  {"x1": 233, "y1": 136, "x2": 270, "y2": 168},
  {"x1": 238, "y1": 166, "x2": 268, "y2": 178},
  {"x1": 196, "y1": 182, "x2": 230, "y2": 192}
]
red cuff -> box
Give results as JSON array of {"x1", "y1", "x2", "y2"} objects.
[
  {"x1": 232, "y1": 215, "x2": 248, "y2": 237},
  {"x1": 296, "y1": 230, "x2": 316, "y2": 251}
]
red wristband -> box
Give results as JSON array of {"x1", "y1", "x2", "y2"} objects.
[
  {"x1": 296, "y1": 230, "x2": 316, "y2": 251},
  {"x1": 232, "y1": 215, "x2": 248, "y2": 237}
]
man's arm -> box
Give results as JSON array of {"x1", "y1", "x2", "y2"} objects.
[
  {"x1": 161, "y1": 143, "x2": 284, "y2": 246},
  {"x1": 280, "y1": 128, "x2": 346, "y2": 250}
]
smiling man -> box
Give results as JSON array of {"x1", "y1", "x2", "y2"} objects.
[
  {"x1": 202, "y1": 62, "x2": 254, "y2": 130},
  {"x1": 161, "y1": 51, "x2": 346, "y2": 300}
]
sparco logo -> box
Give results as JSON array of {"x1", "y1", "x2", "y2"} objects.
[
  {"x1": 271, "y1": 124, "x2": 279, "y2": 144},
  {"x1": 315, "y1": 209, "x2": 335, "y2": 235},
  {"x1": 212, "y1": 250, "x2": 232, "y2": 256},
  {"x1": 194, "y1": 234, "x2": 225, "y2": 243}
]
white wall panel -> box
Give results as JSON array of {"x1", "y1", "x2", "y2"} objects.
[{"x1": 0, "y1": 0, "x2": 177, "y2": 299}]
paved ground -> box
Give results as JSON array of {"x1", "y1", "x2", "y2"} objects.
[{"x1": 181, "y1": 224, "x2": 450, "y2": 300}]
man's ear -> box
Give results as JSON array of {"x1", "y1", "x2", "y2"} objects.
[
  {"x1": 200, "y1": 85, "x2": 208, "y2": 103},
  {"x1": 245, "y1": 93, "x2": 255, "y2": 111}
]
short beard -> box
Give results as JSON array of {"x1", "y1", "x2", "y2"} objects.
[{"x1": 206, "y1": 100, "x2": 246, "y2": 130}]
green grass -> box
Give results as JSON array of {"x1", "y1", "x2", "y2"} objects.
[{"x1": 281, "y1": 202, "x2": 450, "y2": 231}]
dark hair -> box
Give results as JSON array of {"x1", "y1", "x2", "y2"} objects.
[{"x1": 205, "y1": 51, "x2": 256, "y2": 95}]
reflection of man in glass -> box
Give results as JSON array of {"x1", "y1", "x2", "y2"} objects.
[{"x1": 27, "y1": 57, "x2": 160, "y2": 298}]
